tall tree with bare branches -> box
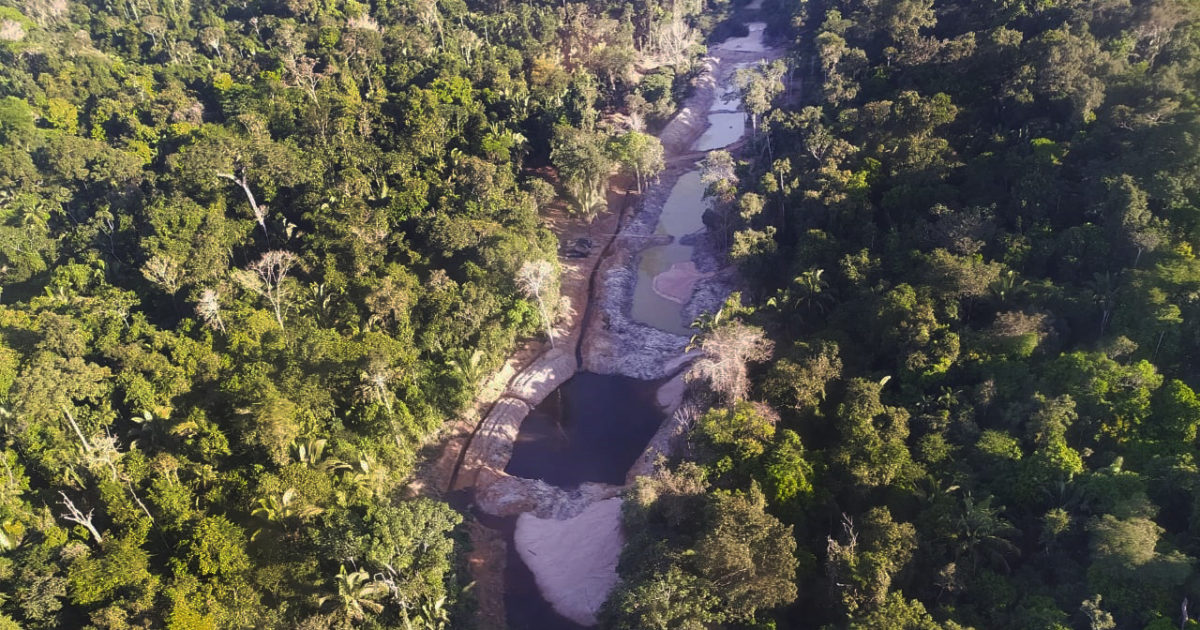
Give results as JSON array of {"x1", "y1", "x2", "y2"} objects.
[
  {"x1": 516, "y1": 260, "x2": 558, "y2": 348},
  {"x1": 687, "y1": 321, "x2": 774, "y2": 402},
  {"x1": 235, "y1": 250, "x2": 298, "y2": 330}
]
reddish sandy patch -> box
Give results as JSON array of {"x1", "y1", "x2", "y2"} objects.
[{"x1": 652, "y1": 261, "x2": 714, "y2": 304}]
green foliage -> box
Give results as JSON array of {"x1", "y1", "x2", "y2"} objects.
[
  {"x1": 0, "y1": 0, "x2": 704, "y2": 624},
  {"x1": 606, "y1": 469, "x2": 798, "y2": 628},
  {"x1": 678, "y1": 0, "x2": 1200, "y2": 626}
]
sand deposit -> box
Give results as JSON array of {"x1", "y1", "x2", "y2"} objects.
[
  {"x1": 652, "y1": 261, "x2": 714, "y2": 303},
  {"x1": 505, "y1": 347, "x2": 577, "y2": 406},
  {"x1": 513, "y1": 497, "x2": 625, "y2": 626}
]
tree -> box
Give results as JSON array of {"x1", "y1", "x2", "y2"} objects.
[
  {"x1": 142, "y1": 254, "x2": 183, "y2": 295},
  {"x1": 58, "y1": 491, "x2": 103, "y2": 544},
  {"x1": 1149, "y1": 380, "x2": 1200, "y2": 442},
  {"x1": 515, "y1": 260, "x2": 558, "y2": 348},
  {"x1": 691, "y1": 486, "x2": 798, "y2": 621},
  {"x1": 187, "y1": 516, "x2": 251, "y2": 579},
  {"x1": 795, "y1": 269, "x2": 834, "y2": 315},
  {"x1": 319, "y1": 565, "x2": 387, "y2": 626},
  {"x1": 1103, "y1": 175, "x2": 1164, "y2": 266},
  {"x1": 736, "y1": 60, "x2": 787, "y2": 132},
  {"x1": 1080, "y1": 595, "x2": 1116, "y2": 630},
  {"x1": 694, "y1": 401, "x2": 777, "y2": 477},
  {"x1": 816, "y1": 26, "x2": 868, "y2": 106},
  {"x1": 699, "y1": 150, "x2": 738, "y2": 199},
  {"x1": 551, "y1": 125, "x2": 613, "y2": 219},
  {"x1": 950, "y1": 494, "x2": 1019, "y2": 575},
  {"x1": 250, "y1": 488, "x2": 323, "y2": 541},
  {"x1": 11, "y1": 353, "x2": 111, "y2": 454},
  {"x1": 760, "y1": 341, "x2": 842, "y2": 412},
  {"x1": 195, "y1": 289, "x2": 226, "y2": 333},
  {"x1": 826, "y1": 508, "x2": 918, "y2": 615},
  {"x1": 361, "y1": 499, "x2": 461, "y2": 608},
  {"x1": 848, "y1": 593, "x2": 945, "y2": 630},
  {"x1": 607, "y1": 470, "x2": 797, "y2": 628},
  {"x1": 687, "y1": 321, "x2": 774, "y2": 402},
  {"x1": 609, "y1": 131, "x2": 665, "y2": 192},
  {"x1": 763, "y1": 429, "x2": 816, "y2": 508},
  {"x1": 1033, "y1": 26, "x2": 1108, "y2": 123},
  {"x1": 604, "y1": 565, "x2": 720, "y2": 630},
  {"x1": 235, "y1": 250, "x2": 299, "y2": 330},
  {"x1": 652, "y1": 8, "x2": 699, "y2": 66},
  {"x1": 831, "y1": 379, "x2": 917, "y2": 489},
  {"x1": 1086, "y1": 514, "x2": 1193, "y2": 619},
  {"x1": 174, "y1": 126, "x2": 307, "y2": 241}
]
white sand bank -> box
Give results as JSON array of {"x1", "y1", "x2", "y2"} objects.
[{"x1": 513, "y1": 497, "x2": 625, "y2": 626}]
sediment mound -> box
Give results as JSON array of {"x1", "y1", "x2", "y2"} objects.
[
  {"x1": 506, "y1": 347, "x2": 577, "y2": 406},
  {"x1": 513, "y1": 497, "x2": 625, "y2": 627},
  {"x1": 475, "y1": 469, "x2": 624, "y2": 519}
]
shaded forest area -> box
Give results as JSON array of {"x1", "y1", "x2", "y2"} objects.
[
  {"x1": 0, "y1": 0, "x2": 733, "y2": 627},
  {"x1": 606, "y1": 0, "x2": 1200, "y2": 628}
]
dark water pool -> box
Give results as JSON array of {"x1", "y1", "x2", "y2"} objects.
[
  {"x1": 503, "y1": 372, "x2": 665, "y2": 487},
  {"x1": 470, "y1": 510, "x2": 587, "y2": 630},
  {"x1": 495, "y1": 372, "x2": 665, "y2": 628}
]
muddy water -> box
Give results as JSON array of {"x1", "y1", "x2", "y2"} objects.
[
  {"x1": 626, "y1": 24, "x2": 767, "y2": 336},
  {"x1": 629, "y1": 170, "x2": 710, "y2": 336},
  {"x1": 500, "y1": 372, "x2": 664, "y2": 629},
  {"x1": 691, "y1": 111, "x2": 748, "y2": 151},
  {"x1": 721, "y1": 21, "x2": 768, "y2": 53},
  {"x1": 472, "y1": 510, "x2": 589, "y2": 630}
]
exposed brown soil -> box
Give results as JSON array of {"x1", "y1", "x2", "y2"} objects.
[{"x1": 465, "y1": 519, "x2": 508, "y2": 630}]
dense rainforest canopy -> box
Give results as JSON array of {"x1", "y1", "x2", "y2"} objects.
[
  {"x1": 0, "y1": 0, "x2": 705, "y2": 627},
  {"x1": 4, "y1": 0, "x2": 1200, "y2": 628},
  {"x1": 604, "y1": 0, "x2": 1200, "y2": 628}
]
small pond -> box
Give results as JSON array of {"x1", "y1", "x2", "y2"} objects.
[{"x1": 722, "y1": 21, "x2": 768, "y2": 53}]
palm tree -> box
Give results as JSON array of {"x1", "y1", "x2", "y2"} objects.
[
  {"x1": 951, "y1": 494, "x2": 1019, "y2": 575},
  {"x1": 357, "y1": 363, "x2": 402, "y2": 416},
  {"x1": 793, "y1": 269, "x2": 833, "y2": 316},
  {"x1": 319, "y1": 565, "x2": 388, "y2": 626},
  {"x1": 251, "y1": 487, "x2": 323, "y2": 541},
  {"x1": 301, "y1": 282, "x2": 343, "y2": 328},
  {"x1": 988, "y1": 269, "x2": 1025, "y2": 305},
  {"x1": 338, "y1": 454, "x2": 388, "y2": 503},
  {"x1": 402, "y1": 596, "x2": 450, "y2": 630},
  {"x1": 688, "y1": 306, "x2": 729, "y2": 350},
  {"x1": 446, "y1": 348, "x2": 487, "y2": 390},
  {"x1": 292, "y1": 438, "x2": 349, "y2": 473},
  {"x1": 913, "y1": 474, "x2": 960, "y2": 508}
]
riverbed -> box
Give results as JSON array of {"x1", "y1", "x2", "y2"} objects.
[{"x1": 473, "y1": 16, "x2": 785, "y2": 630}]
